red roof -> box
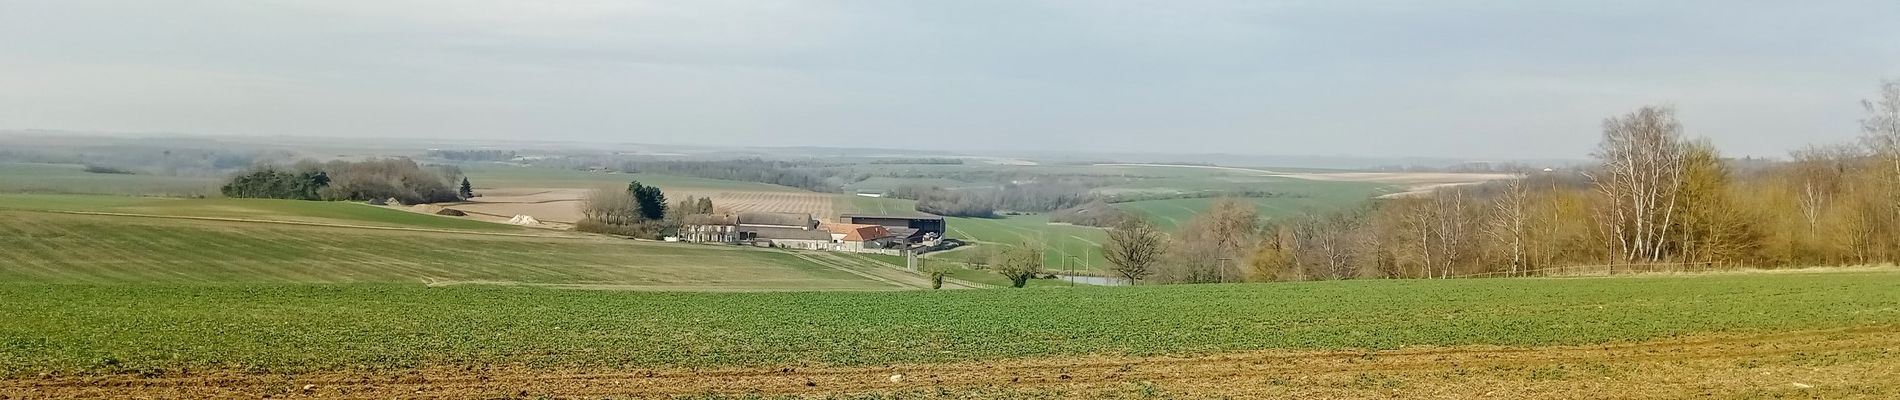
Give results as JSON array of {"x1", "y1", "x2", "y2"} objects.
[{"x1": 824, "y1": 223, "x2": 894, "y2": 241}]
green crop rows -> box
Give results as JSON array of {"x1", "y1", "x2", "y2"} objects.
[
  {"x1": 3, "y1": 271, "x2": 1897, "y2": 377},
  {"x1": 0, "y1": 210, "x2": 895, "y2": 290}
]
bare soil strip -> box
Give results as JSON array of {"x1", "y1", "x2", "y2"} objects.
[{"x1": 8, "y1": 327, "x2": 1895, "y2": 399}]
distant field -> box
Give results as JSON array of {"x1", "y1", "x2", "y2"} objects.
[
  {"x1": 461, "y1": 164, "x2": 799, "y2": 192},
  {"x1": 0, "y1": 194, "x2": 518, "y2": 232},
  {"x1": 0, "y1": 162, "x2": 219, "y2": 196},
  {"x1": 3, "y1": 271, "x2": 1896, "y2": 378},
  {"x1": 0, "y1": 209, "x2": 895, "y2": 290}
]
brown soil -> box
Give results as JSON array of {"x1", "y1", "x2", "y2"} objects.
[
  {"x1": 7, "y1": 327, "x2": 1896, "y2": 399},
  {"x1": 439, "y1": 187, "x2": 842, "y2": 224}
]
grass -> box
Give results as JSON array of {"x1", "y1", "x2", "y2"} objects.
[
  {"x1": 0, "y1": 210, "x2": 895, "y2": 290},
  {"x1": 0, "y1": 162, "x2": 220, "y2": 196},
  {"x1": 0, "y1": 194, "x2": 520, "y2": 232},
  {"x1": 2, "y1": 271, "x2": 1896, "y2": 376}
]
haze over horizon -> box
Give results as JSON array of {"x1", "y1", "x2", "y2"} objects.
[{"x1": 3, "y1": 1, "x2": 1897, "y2": 160}]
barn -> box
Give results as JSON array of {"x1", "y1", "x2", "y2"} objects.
[{"x1": 840, "y1": 214, "x2": 946, "y2": 244}]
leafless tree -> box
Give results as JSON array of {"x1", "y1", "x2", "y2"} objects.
[
  {"x1": 1861, "y1": 80, "x2": 1900, "y2": 247},
  {"x1": 1104, "y1": 216, "x2": 1166, "y2": 283},
  {"x1": 1589, "y1": 106, "x2": 1688, "y2": 264},
  {"x1": 1488, "y1": 178, "x2": 1530, "y2": 276}
]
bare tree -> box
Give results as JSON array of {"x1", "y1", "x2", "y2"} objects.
[
  {"x1": 1103, "y1": 216, "x2": 1165, "y2": 284},
  {"x1": 1162, "y1": 198, "x2": 1259, "y2": 283},
  {"x1": 1589, "y1": 106, "x2": 1688, "y2": 264},
  {"x1": 992, "y1": 244, "x2": 1045, "y2": 288},
  {"x1": 1861, "y1": 79, "x2": 1900, "y2": 257},
  {"x1": 1788, "y1": 145, "x2": 1858, "y2": 228},
  {"x1": 1489, "y1": 178, "x2": 1530, "y2": 276}
]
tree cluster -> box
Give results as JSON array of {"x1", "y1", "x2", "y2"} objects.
[
  {"x1": 612, "y1": 159, "x2": 849, "y2": 192},
  {"x1": 892, "y1": 182, "x2": 1094, "y2": 218},
  {"x1": 576, "y1": 181, "x2": 678, "y2": 238},
  {"x1": 1109, "y1": 80, "x2": 1900, "y2": 283},
  {"x1": 220, "y1": 167, "x2": 329, "y2": 200},
  {"x1": 868, "y1": 158, "x2": 964, "y2": 165},
  {"x1": 426, "y1": 149, "x2": 518, "y2": 162},
  {"x1": 1048, "y1": 200, "x2": 1134, "y2": 227},
  {"x1": 220, "y1": 158, "x2": 464, "y2": 204}
]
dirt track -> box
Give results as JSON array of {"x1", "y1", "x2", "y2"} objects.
[{"x1": 9, "y1": 327, "x2": 1895, "y2": 399}]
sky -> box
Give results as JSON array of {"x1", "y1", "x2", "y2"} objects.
[{"x1": 2, "y1": 1, "x2": 1897, "y2": 160}]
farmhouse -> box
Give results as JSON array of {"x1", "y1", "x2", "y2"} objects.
[
  {"x1": 680, "y1": 212, "x2": 908, "y2": 253},
  {"x1": 679, "y1": 214, "x2": 739, "y2": 243},
  {"x1": 822, "y1": 223, "x2": 898, "y2": 252},
  {"x1": 841, "y1": 214, "x2": 946, "y2": 244}
]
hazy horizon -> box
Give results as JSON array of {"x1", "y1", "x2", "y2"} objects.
[{"x1": 4, "y1": 1, "x2": 1897, "y2": 159}]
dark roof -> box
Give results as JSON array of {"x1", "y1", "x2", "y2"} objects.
[
  {"x1": 737, "y1": 212, "x2": 815, "y2": 228},
  {"x1": 841, "y1": 214, "x2": 945, "y2": 221},
  {"x1": 683, "y1": 214, "x2": 737, "y2": 226},
  {"x1": 888, "y1": 227, "x2": 923, "y2": 238},
  {"x1": 741, "y1": 226, "x2": 832, "y2": 241}
]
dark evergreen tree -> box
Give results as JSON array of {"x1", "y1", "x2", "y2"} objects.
[
  {"x1": 627, "y1": 181, "x2": 667, "y2": 221},
  {"x1": 458, "y1": 177, "x2": 474, "y2": 199}
]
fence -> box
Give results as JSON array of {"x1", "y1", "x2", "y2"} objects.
[{"x1": 1449, "y1": 262, "x2": 1721, "y2": 279}]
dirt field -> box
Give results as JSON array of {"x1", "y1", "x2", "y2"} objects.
[
  {"x1": 10, "y1": 327, "x2": 1892, "y2": 399},
  {"x1": 438, "y1": 187, "x2": 843, "y2": 224}
]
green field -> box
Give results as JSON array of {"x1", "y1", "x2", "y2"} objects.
[
  {"x1": 845, "y1": 195, "x2": 1110, "y2": 272},
  {"x1": 0, "y1": 163, "x2": 220, "y2": 196},
  {"x1": 3, "y1": 271, "x2": 1896, "y2": 376},
  {"x1": 0, "y1": 209, "x2": 896, "y2": 290}
]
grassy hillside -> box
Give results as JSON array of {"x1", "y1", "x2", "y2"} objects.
[
  {"x1": 0, "y1": 210, "x2": 895, "y2": 290},
  {"x1": 3, "y1": 271, "x2": 1896, "y2": 376},
  {"x1": 0, "y1": 162, "x2": 220, "y2": 196},
  {"x1": 0, "y1": 194, "x2": 519, "y2": 232}
]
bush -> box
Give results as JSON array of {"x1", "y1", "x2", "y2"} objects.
[{"x1": 82, "y1": 164, "x2": 135, "y2": 175}]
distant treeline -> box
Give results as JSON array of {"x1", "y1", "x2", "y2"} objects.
[
  {"x1": 868, "y1": 158, "x2": 964, "y2": 165},
  {"x1": 1097, "y1": 190, "x2": 1293, "y2": 204},
  {"x1": 0, "y1": 144, "x2": 290, "y2": 177},
  {"x1": 221, "y1": 158, "x2": 465, "y2": 204},
  {"x1": 1048, "y1": 200, "x2": 1134, "y2": 227},
  {"x1": 427, "y1": 149, "x2": 518, "y2": 162},
  {"x1": 609, "y1": 158, "x2": 860, "y2": 192},
  {"x1": 890, "y1": 183, "x2": 1291, "y2": 219},
  {"x1": 891, "y1": 182, "x2": 1093, "y2": 218}
]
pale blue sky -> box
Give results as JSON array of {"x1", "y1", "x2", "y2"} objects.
[{"x1": 2, "y1": 0, "x2": 1896, "y2": 159}]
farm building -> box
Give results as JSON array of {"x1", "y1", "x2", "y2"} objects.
[
  {"x1": 681, "y1": 212, "x2": 832, "y2": 249},
  {"x1": 822, "y1": 223, "x2": 898, "y2": 253},
  {"x1": 841, "y1": 214, "x2": 946, "y2": 244},
  {"x1": 679, "y1": 214, "x2": 739, "y2": 243},
  {"x1": 680, "y1": 212, "x2": 903, "y2": 254}
]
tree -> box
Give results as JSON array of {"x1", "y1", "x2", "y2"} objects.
[
  {"x1": 458, "y1": 177, "x2": 474, "y2": 199},
  {"x1": 1160, "y1": 198, "x2": 1258, "y2": 283},
  {"x1": 627, "y1": 181, "x2": 667, "y2": 221},
  {"x1": 580, "y1": 187, "x2": 640, "y2": 227},
  {"x1": 1670, "y1": 140, "x2": 1758, "y2": 267},
  {"x1": 992, "y1": 245, "x2": 1044, "y2": 288},
  {"x1": 1103, "y1": 216, "x2": 1165, "y2": 283},
  {"x1": 1488, "y1": 178, "x2": 1531, "y2": 276},
  {"x1": 962, "y1": 246, "x2": 994, "y2": 270},
  {"x1": 1860, "y1": 79, "x2": 1900, "y2": 259},
  {"x1": 220, "y1": 166, "x2": 329, "y2": 201},
  {"x1": 1589, "y1": 106, "x2": 1689, "y2": 264}
]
